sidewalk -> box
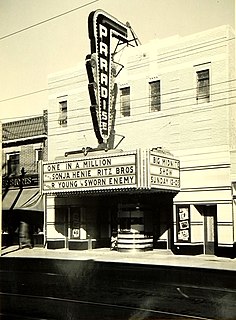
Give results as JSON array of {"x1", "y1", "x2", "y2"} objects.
[{"x1": 1, "y1": 245, "x2": 236, "y2": 271}]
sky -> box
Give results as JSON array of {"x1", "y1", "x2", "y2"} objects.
[{"x1": 0, "y1": 0, "x2": 235, "y2": 122}]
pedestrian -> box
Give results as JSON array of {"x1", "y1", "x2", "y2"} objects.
[
  {"x1": 110, "y1": 231, "x2": 118, "y2": 250},
  {"x1": 19, "y1": 221, "x2": 32, "y2": 249}
]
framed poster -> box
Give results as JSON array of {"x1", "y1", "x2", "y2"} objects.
[{"x1": 176, "y1": 205, "x2": 191, "y2": 242}]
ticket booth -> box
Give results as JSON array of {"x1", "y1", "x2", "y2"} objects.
[{"x1": 117, "y1": 203, "x2": 153, "y2": 251}]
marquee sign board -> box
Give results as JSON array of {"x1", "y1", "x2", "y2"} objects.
[
  {"x1": 149, "y1": 151, "x2": 180, "y2": 191},
  {"x1": 42, "y1": 149, "x2": 180, "y2": 194},
  {"x1": 86, "y1": 10, "x2": 128, "y2": 145},
  {"x1": 43, "y1": 151, "x2": 137, "y2": 193}
]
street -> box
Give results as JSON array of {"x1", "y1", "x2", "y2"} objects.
[{"x1": 0, "y1": 257, "x2": 235, "y2": 319}]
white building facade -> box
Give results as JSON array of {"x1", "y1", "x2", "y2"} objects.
[{"x1": 45, "y1": 25, "x2": 235, "y2": 257}]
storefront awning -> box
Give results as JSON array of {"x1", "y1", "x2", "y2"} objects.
[
  {"x1": 2, "y1": 189, "x2": 20, "y2": 211},
  {"x1": 2, "y1": 188, "x2": 43, "y2": 212}
]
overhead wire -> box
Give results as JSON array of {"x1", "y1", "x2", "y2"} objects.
[
  {"x1": 46, "y1": 99, "x2": 236, "y2": 138},
  {"x1": 0, "y1": 0, "x2": 99, "y2": 41},
  {"x1": 0, "y1": 3, "x2": 235, "y2": 133},
  {"x1": 47, "y1": 85, "x2": 236, "y2": 131},
  {"x1": 3, "y1": 84, "x2": 236, "y2": 135},
  {"x1": 0, "y1": 26, "x2": 234, "y2": 108},
  {"x1": 2, "y1": 77, "x2": 236, "y2": 127},
  {"x1": 1, "y1": 35, "x2": 234, "y2": 105}
]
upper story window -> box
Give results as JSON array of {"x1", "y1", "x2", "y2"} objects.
[
  {"x1": 58, "y1": 99, "x2": 67, "y2": 126},
  {"x1": 35, "y1": 148, "x2": 43, "y2": 172},
  {"x1": 120, "y1": 87, "x2": 130, "y2": 117},
  {"x1": 7, "y1": 152, "x2": 20, "y2": 176},
  {"x1": 35, "y1": 148, "x2": 43, "y2": 162},
  {"x1": 149, "y1": 80, "x2": 161, "y2": 111},
  {"x1": 196, "y1": 69, "x2": 210, "y2": 103}
]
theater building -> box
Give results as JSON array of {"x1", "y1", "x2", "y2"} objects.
[
  {"x1": 43, "y1": 21, "x2": 235, "y2": 257},
  {"x1": 2, "y1": 111, "x2": 48, "y2": 247}
]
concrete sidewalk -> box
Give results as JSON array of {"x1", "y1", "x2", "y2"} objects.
[{"x1": 1, "y1": 245, "x2": 236, "y2": 271}]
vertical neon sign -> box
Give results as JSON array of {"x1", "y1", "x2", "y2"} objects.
[{"x1": 86, "y1": 10, "x2": 128, "y2": 146}]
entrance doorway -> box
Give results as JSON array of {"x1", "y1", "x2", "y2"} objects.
[{"x1": 203, "y1": 205, "x2": 217, "y2": 255}]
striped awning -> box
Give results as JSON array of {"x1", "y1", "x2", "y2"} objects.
[{"x1": 2, "y1": 188, "x2": 43, "y2": 212}]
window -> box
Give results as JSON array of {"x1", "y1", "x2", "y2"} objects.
[
  {"x1": 196, "y1": 69, "x2": 210, "y2": 103},
  {"x1": 35, "y1": 148, "x2": 43, "y2": 171},
  {"x1": 35, "y1": 148, "x2": 43, "y2": 162},
  {"x1": 7, "y1": 153, "x2": 20, "y2": 176},
  {"x1": 120, "y1": 87, "x2": 130, "y2": 117},
  {"x1": 149, "y1": 80, "x2": 161, "y2": 111},
  {"x1": 58, "y1": 100, "x2": 67, "y2": 126}
]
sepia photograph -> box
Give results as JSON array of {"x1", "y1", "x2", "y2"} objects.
[{"x1": 0, "y1": 0, "x2": 235, "y2": 319}]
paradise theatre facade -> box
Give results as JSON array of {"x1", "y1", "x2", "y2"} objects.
[
  {"x1": 42, "y1": 149, "x2": 180, "y2": 251},
  {"x1": 44, "y1": 10, "x2": 236, "y2": 256}
]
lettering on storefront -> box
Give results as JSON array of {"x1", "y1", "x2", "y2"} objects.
[{"x1": 3, "y1": 174, "x2": 39, "y2": 189}]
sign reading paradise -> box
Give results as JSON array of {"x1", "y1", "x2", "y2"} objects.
[
  {"x1": 42, "y1": 149, "x2": 180, "y2": 194},
  {"x1": 86, "y1": 10, "x2": 128, "y2": 144}
]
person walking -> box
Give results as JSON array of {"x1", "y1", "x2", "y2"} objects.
[{"x1": 19, "y1": 221, "x2": 32, "y2": 249}]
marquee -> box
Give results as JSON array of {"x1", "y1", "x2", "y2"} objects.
[{"x1": 42, "y1": 149, "x2": 180, "y2": 194}]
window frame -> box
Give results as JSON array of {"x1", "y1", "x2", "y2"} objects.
[
  {"x1": 6, "y1": 152, "x2": 20, "y2": 176},
  {"x1": 120, "y1": 86, "x2": 131, "y2": 117},
  {"x1": 149, "y1": 80, "x2": 161, "y2": 112},
  {"x1": 58, "y1": 98, "x2": 68, "y2": 126},
  {"x1": 35, "y1": 148, "x2": 43, "y2": 172},
  {"x1": 196, "y1": 68, "x2": 210, "y2": 103}
]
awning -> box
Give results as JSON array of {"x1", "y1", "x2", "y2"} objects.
[
  {"x1": 2, "y1": 189, "x2": 20, "y2": 211},
  {"x1": 2, "y1": 188, "x2": 43, "y2": 212}
]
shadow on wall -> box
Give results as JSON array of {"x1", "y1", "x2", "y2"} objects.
[{"x1": 55, "y1": 206, "x2": 68, "y2": 237}]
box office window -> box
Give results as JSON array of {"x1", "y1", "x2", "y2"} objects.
[
  {"x1": 71, "y1": 209, "x2": 81, "y2": 239},
  {"x1": 196, "y1": 69, "x2": 210, "y2": 103},
  {"x1": 70, "y1": 208, "x2": 87, "y2": 239},
  {"x1": 118, "y1": 210, "x2": 144, "y2": 232},
  {"x1": 149, "y1": 80, "x2": 161, "y2": 111},
  {"x1": 120, "y1": 87, "x2": 130, "y2": 117}
]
